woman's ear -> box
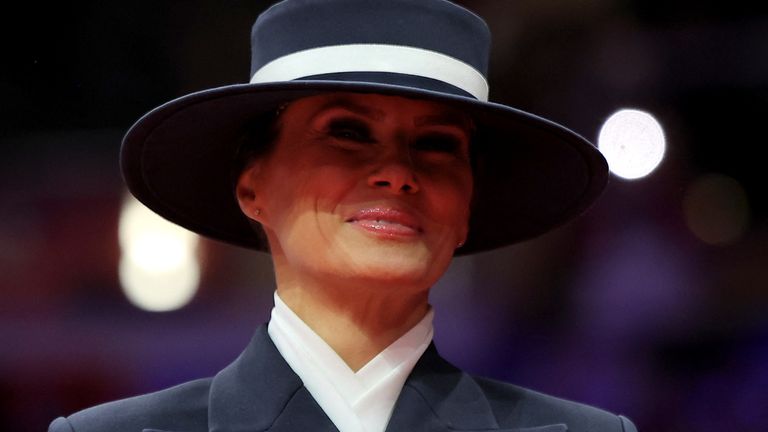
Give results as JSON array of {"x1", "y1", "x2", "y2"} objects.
[{"x1": 235, "y1": 161, "x2": 264, "y2": 222}]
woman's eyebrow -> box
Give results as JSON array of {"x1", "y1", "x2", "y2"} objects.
[
  {"x1": 314, "y1": 98, "x2": 385, "y2": 120},
  {"x1": 415, "y1": 112, "x2": 473, "y2": 131}
]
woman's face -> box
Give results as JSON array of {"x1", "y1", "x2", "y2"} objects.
[{"x1": 237, "y1": 92, "x2": 473, "y2": 290}]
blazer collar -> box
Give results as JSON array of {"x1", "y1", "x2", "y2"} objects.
[
  {"x1": 206, "y1": 325, "x2": 337, "y2": 432},
  {"x1": 147, "y1": 324, "x2": 566, "y2": 432},
  {"x1": 385, "y1": 344, "x2": 566, "y2": 432}
]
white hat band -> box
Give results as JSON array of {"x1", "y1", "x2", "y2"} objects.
[{"x1": 249, "y1": 43, "x2": 489, "y2": 101}]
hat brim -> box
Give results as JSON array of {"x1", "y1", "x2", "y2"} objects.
[{"x1": 121, "y1": 80, "x2": 608, "y2": 255}]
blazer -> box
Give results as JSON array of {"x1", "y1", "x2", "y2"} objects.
[{"x1": 49, "y1": 325, "x2": 637, "y2": 432}]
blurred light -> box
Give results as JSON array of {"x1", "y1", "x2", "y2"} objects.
[
  {"x1": 598, "y1": 108, "x2": 666, "y2": 180},
  {"x1": 118, "y1": 195, "x2": 201, "y2": 311},
  {"x1": 118, "y1": 255, "x2": 200, "y2": 312},
  {"x1": 683, "y1": 173, "x2": 750, "y2": 245}
]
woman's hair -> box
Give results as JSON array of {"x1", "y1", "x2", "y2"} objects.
[{"x1": 233, "y1": 107, "x2": 285, "y2": 176}]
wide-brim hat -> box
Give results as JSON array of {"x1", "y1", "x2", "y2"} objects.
[{"x1": 121, "y1": 0, "x2": 608, "y2": 256}]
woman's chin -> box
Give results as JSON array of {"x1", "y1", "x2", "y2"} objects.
[
  {"x1": 277, "y1": 229, "x2": 455, "y2": 289},
  {"x1": 331, "y1": 241, "x2": 452, "y2": 288}
]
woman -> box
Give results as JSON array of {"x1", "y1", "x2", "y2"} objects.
[{"x1": 50, "y1": 0, "x2": 637, "y2": 431}]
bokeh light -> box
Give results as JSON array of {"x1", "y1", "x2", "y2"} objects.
[
  {"x1": 683, "y1": 173, "x2": 750, "y2": 245},
  {"x1": 598, "y1": 108, "x2": 666, "y2": 180},
  {"x1": 118, "y1": 195, "x2": 201, "y2": 311}
]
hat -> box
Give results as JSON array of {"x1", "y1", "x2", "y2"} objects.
[{"x1": 121, "y1": 0, "x2": 608, "y2": 255}]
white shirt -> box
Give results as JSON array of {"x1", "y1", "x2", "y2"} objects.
[{"x1": 268, "y1": 292, "x2": 434, "y2": 432}]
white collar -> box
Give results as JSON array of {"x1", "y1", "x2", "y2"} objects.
[{"x1": 268, "y1": 292, "x2": 434, "y2": 432}]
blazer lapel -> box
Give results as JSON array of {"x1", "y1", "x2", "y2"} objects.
[
  {"x1": 207, "y1": 325, "x2": 338, "y2": 432},
  {"x1": 385, "y1": 344, "x2": 567, "y2": 432}
]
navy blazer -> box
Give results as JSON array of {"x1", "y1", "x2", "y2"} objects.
[{"x1": 49, "y1": 325, "x2": 637, "y2": 432}]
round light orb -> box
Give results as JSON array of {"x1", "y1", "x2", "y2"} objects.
[
  {"x1": 118, "y1": 195, "x2": 201, "y2": 311},
  {"x1": 598, "y1": 108, "x2": 666, "y2": 180}
]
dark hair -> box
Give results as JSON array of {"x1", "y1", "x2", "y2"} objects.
[{"x1": 232, "y1": 108, "x2": 284, "y2": 178}]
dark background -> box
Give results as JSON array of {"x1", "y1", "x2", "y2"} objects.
[{"x1": 2, "y1": 1, "x2": 767, "y2": 430}]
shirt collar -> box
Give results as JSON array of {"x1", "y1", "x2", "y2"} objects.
[{"x1": 268, "y1": 291, "x2": 433, "y2": 432}]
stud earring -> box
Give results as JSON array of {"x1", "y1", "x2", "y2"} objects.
[
  {"x1": 456, "y1": 240, "x2": 465, "y2": 248},
  {"x1": 274, "y1": 103, "x2": 288, "y2": 118},
  {"x1": 254, "y1": 208, "x2": 261, "y2": 216}
]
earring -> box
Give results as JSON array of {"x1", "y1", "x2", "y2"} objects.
[
  {"x1": 456, "y1": 240, "x2": 465, "y2": 248},
  {"x1": 274, "y1": 104, "x2": 288, "y2": 118},
  {"x1": 254, "y1": 208, "x2": 261, "y2": 216}
]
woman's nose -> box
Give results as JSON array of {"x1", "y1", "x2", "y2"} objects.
[{"x1": 367, "y1": 149, "x2": 420, "y2": 194}]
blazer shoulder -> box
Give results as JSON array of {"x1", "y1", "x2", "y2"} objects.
[
  {"x1": 473, "y1": 376, "x2": 637, "y2": 432},
  {"x1": 50, "y1": 377, "x2": 212, "y2": 432}
]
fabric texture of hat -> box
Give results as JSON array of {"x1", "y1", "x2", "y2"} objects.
[{"x1": 121, "y1": 0, "x2": 609, "y2": 255}]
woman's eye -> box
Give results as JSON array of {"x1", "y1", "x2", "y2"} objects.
[
  {"x1": 327, "y1": 119, "x2": 373, "y2": 143},
  {"x1": 412, "y1": 134, "x2": 466, "y2": 156}
]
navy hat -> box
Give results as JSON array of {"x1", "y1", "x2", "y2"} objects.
[{"x1": 121, "y1": 0, "x2": 608, "y2": 255}]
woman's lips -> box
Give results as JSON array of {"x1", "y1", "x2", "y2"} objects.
[{"x1": 346, "y1": 207, "x2": 422, "y2": 237}]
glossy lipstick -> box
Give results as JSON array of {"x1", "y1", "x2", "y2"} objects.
[{"x1": 346, "y1": 207, "x2": 422, "y2": 238}]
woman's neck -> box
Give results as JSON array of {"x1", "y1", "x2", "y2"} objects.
[{"x1": 275, "y1": 278, "x2": 430, "y2": 371}]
